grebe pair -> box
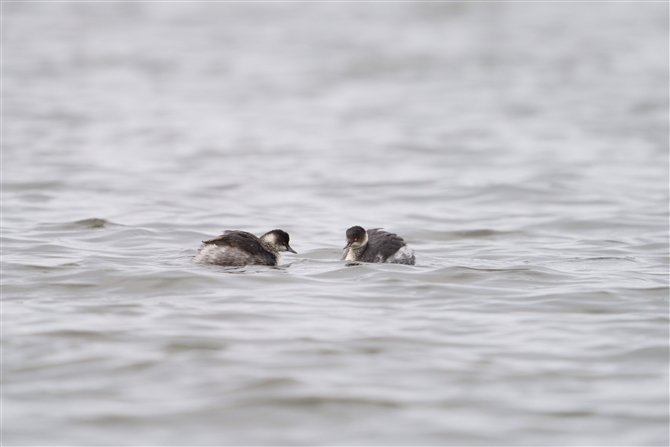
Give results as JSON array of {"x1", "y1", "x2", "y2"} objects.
[{"x1": 192, "y1": 226, "x2": 415, "y2": 266}]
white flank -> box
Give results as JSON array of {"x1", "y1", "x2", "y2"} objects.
[
  {"x1": 192, "y1": 245, "x2": 227, "y2": 264},
  {"x1": 387, "y1": 245, "x2": 414, "y2": 263}
]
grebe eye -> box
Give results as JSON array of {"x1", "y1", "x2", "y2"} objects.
[{"x1": 353, "y1": 237, "x2": 358, "y2": 241}]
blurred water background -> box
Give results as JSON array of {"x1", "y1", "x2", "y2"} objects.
[{"x1": 3, "y1": 2, "x2": 668, "y2": 445}]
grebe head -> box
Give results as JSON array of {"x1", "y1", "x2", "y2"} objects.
[
  {"x1": 344, "y1": 226, "x2": 368, "y2": 250},
  {"x1": 260, "y1": 229, "x2": 297, "y2": 253}
]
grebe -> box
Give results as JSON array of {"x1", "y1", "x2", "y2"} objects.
[
  {"x1": 342, "y1": 226, "x2": 415, "y2": 265},
  {"x1": 193, "y1": 229, "x2": 296, "y2": 266}
]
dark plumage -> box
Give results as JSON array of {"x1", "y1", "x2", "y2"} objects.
[
  {"x1": 342, "y1": 226, "x2": 415, "y2": 265},
  {"x1": 193, "y1": 229, "x2": 296, "y2": 266}
]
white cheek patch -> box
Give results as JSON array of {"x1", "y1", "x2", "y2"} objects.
[{"x1": 349, "y1": 233, "x2": 368, "y2": 249}]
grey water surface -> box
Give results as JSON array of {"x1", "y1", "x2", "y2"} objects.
[{"x1": 3, "y1": 2, "x2": 669, "y2": 445}]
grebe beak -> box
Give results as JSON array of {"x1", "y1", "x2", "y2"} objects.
[
  {"x1": 343, "y1": 240, "x2": 353, "y2": 250},
  {"x1": 287, "y1": 245, "x2": 297, "y2": 254}
]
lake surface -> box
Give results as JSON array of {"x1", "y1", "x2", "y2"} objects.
[{"x1": 3, "y1": 2, "x2": 668, "y2": 445}]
